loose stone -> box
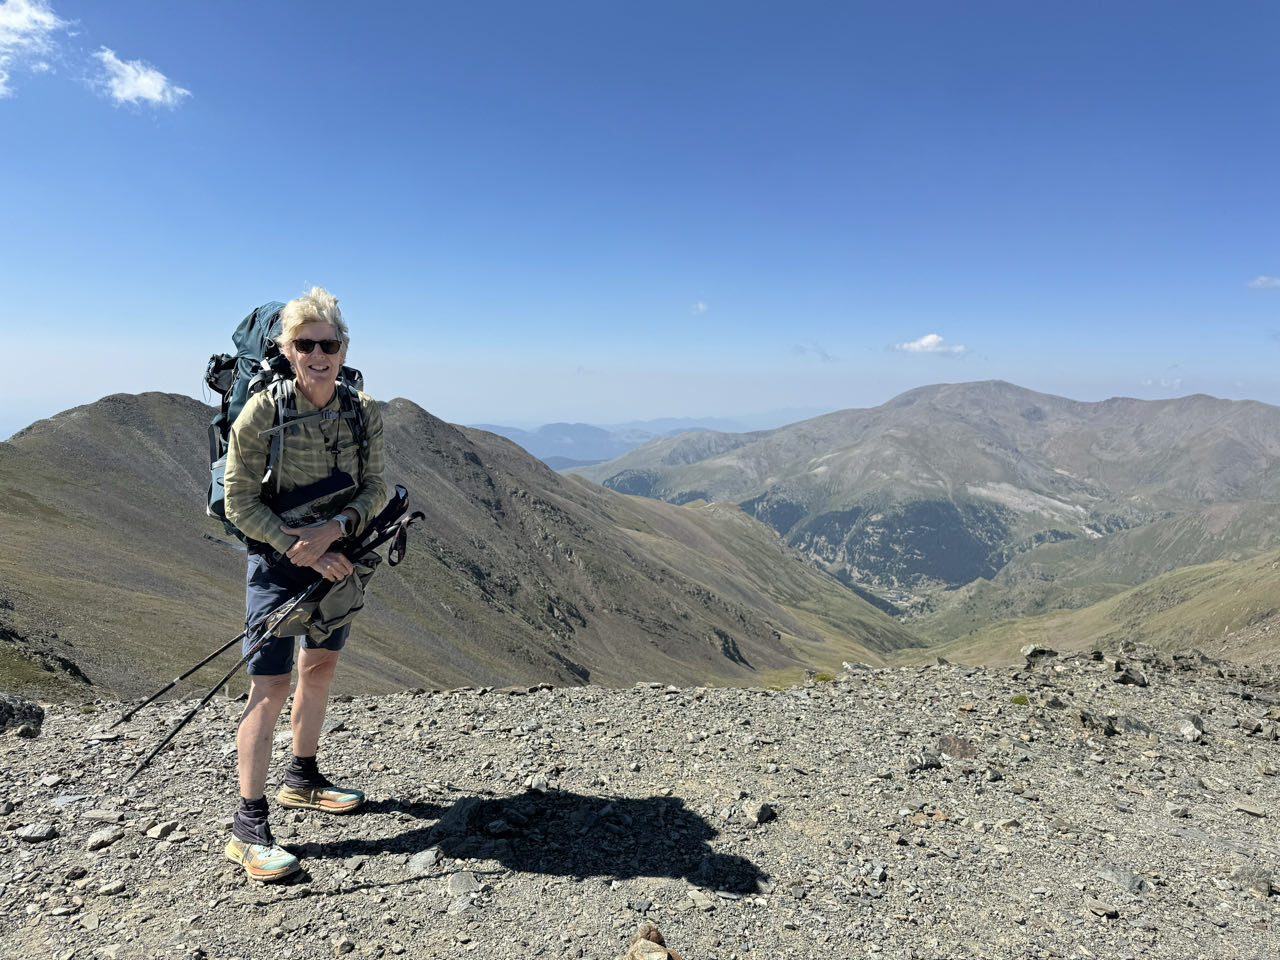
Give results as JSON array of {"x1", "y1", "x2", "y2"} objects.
[
  {"x1": 16, "y1": 822, "x2": 57, "y2": 842},
  {"x1": 87, "y1": 826, "x2": 125, "y2": 851}
]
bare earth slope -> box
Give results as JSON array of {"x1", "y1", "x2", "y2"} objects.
[
  {"x1": 0, "y1": 393, "x2": 918, "y2": 699},
  {"x1": 2, "y1": 645, "x2": 1279, "y2": 959}
]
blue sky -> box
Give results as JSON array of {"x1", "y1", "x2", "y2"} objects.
[{"x1": 3, "y1": 1, "x2": 1279, "y2": 439}]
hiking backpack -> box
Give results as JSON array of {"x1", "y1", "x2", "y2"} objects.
[{"x1": 204, "y1": 300, "x2": 368, "y2": 542}]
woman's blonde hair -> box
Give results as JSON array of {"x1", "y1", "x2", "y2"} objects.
[{"x1": 279, "y1": 286, "x2": 349, "y2": 349}]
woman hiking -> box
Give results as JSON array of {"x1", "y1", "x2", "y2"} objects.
[{"x1": 222, "y1": 286, "x2": 386, "y2": 881}]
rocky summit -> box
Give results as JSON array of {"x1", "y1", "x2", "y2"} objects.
[{"x1": 3, "y1": 643, "x2": 1279, "y2": 960}]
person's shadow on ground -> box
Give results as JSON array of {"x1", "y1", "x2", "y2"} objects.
[{"x1": 292, "y1": 790, "x2": 765, "y2": 892}]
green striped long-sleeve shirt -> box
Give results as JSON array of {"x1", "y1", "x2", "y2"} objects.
[{"x1": 224, "y1": 385, "x2": 386, "y2": 555}]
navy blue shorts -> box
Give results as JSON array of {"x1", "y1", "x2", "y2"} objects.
[{"x1": 244, "y1": 552, "x2": 349, "y2": 676}]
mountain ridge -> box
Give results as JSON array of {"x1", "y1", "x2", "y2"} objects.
[
  {"x1": 0, "y1": 392, "x2": 917, "y2": 700},
  {"x1": 568, "y1": 381, "x2": 1280, "y2": 626}
]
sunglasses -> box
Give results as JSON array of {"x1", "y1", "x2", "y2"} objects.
[{"x1": 292, "y1": 338, "x2": 343, "y2": 355}]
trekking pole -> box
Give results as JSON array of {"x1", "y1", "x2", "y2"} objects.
[
  {"x1": 123, "y1": 578, "x2": 323, "y2": 784},
  {"x1": 108, "y1": 563, "x2": 341, "y2": 731},
  {"x1": 109, "y1": 629, "x2": 251, "y2": 730}
]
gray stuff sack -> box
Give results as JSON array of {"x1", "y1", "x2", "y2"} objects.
[{"x1": 269, "y1": 553, "x2": 380, "y2": 642}]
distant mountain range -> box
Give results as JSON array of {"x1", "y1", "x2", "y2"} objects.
[
  {"x1": 470, "y1": 410, "x2": 829, "y2": 468},
  {"x1": 6, "y1": 381, "x2": 1280, "y2": 701},
  {"x1": 568, "y1": 381, "x2": 1280, "y2": 638},
  {"x1": 0, "y1": 394, "x2": 913, "y2": 699}
]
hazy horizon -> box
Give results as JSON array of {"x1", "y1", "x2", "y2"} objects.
[{"x1": 8, "y1": 375, "x2": 1280, "y2": 447}]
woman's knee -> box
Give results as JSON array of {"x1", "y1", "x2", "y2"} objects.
[
  {"x1": 297, "y1": 650, "x2": 339, "y2": 684},
  {"x1": 249, "y1": 673, "x2": 292, "y2": 703}
]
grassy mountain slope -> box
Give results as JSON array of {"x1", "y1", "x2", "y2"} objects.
[
  {"x1": 568, "y1": 381, "x2": 1280, "y2": 617},
  {"x1": 0, "y1": 393, "x2": 919, "y2": 699},
  {"x1": 897, "y1": 549, "x2": 1280, "y2": 666},
  {"x1": 913, "y1": 500, "x2": 1280, "y2": 640}
]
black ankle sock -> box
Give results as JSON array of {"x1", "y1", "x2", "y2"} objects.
[
  {"x1": 284, "y1": 754, "x2": 333, "y2": 789},
  {"x1": 233, "y1": 796, "x2": 273, "y2": 846}
]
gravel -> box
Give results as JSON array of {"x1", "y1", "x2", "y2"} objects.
[{"x1": 0, "y1": 642, "x2": 1277, "y2": 959}]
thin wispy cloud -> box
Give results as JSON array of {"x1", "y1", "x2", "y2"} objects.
[
  {"x1": 1248, "y1": 276, "x2": 1280, "y2": 289},
  {"x1": 0, "y1": 0, "x2": 67, "y2": 98},
  {"x1": 791, "y1": 342, "x2": 835, "y2": 363},
  {"x1": 94, "y1": 47, "x2": 189, "y2": 106},
  {"x1": 894, "y1": 333, "x2": 967, "y2": 355},
  {"x1": 1142, "y1": 377, "x2": 1184, "y2": 391},
  {"x1": 691, "y1": 301, "x2": 708, "y2": 316}
]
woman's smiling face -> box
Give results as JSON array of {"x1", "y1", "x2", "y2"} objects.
[{"x1": 283, "y1": 321, "x2": 345, "y2": 404}]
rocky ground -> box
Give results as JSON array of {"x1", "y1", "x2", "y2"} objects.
[{"x1": 2, "y1": 643, "x2": 1279, "y2": 960}]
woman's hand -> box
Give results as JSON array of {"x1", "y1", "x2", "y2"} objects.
[
  {"x1": 309, "y1": 550, "x2": 354, "y2": 583},
  {"x1": 282, "y1": 519, "x2": 343, "y2": 568}
]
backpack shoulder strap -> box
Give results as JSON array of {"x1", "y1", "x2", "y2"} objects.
[
  {"x1": 259, "y1": 378, "x2": 294, "y2": 495},
  {"x1": 339, "y1": 382, "x2": 368, "y2": 484}
]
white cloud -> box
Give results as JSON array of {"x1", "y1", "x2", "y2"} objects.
[
  {"x1": 894, "y1": 333, "x2": 967, "y2": 355},
  {"x1": 0, "y1": 0, "x2": 67, "y2": 98},
  {"x1": 691, "y1": 301, "x2": 708, "y2": 316},
  {"x1": 1248, "y1": 276, "x2": 1280, "y2": 289},
  {"x1": 94, "y1": 46, "x2": 189, "y2": 107}
]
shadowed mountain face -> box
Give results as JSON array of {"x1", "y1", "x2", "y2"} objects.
[
  {"x1": 0, "y1": 393, "x2": 919, "y2": 698},
  {"x1": 569, "y1": 381, "x2": 1280, "y2": 622}
]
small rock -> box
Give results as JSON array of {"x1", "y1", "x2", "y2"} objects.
[
  {"x1": 408, "y1": 847, "x2": 442, "y2": 875},
  {"x1": 625, "y1": 939, "x2": 672, "y2": 960},
  {"x1": 333, "y1": 936, "x2": 355, "y2": 955},
  {"x1": 743, "y1": 800, "x2": 776, "y2": 824},
  {"x1": 16, "y1": 822, "x2": 57, "y2": 843},
  {"x1": 1096, "y1": 862, "x2": 1143, "y2": 894},
  {"x1": 86, "y1": 826, "x2": 125, "y2": 851},
  {"x1": 40, "y1": 774, "x2": 64, "y2": 788},
  {"x1": 1164, "y1": 802, "x2": 1190, "y2": 819},
  {"x1": 80, "y1": 912, "x2": 101, "y2": 931},
  {"x1": 445, "y1": 895, "x2": 474, "y2": 915},
  {"x1": 1115, "y1": 666, "x2": 1148, "y2": 687},
  {"x1": 1233, "y1": 801, "x2": 1266, "y2": 818},
  {"x1": 938, "y1": 735, "x2": 977, "y2": 760},
  {"x1": 98, "y1": 880, "x2": 127, "y2": 896},
  {"x1": 905, "y1": 752, "x2": 943, "y2": 773},
  {"x1": 1230, "y1": 864, "x2": 1273, "y2": 898},
  {"x1": 1086, "y1": 897, "x2": 1119, "y2": 918},
  {"x1": 146, "y1": 820, "x2": 179, "y2": 840},
  {"x1": 447, "y1": 871, "x2": 483, "y2": 896},
  {"x1": 688, "y1": 888, "x2": 717, "y2": 911},
  {"x1": 1179, "y1": 716, "x2": 1205, "y2": 743},
  {"x1": 1021, "y1": 644, "x2": 1058, "y2": 668}
]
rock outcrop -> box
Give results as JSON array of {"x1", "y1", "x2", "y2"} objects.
[{"x1": 0, "y1": 693, "x2": 42, "y2": 737}]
